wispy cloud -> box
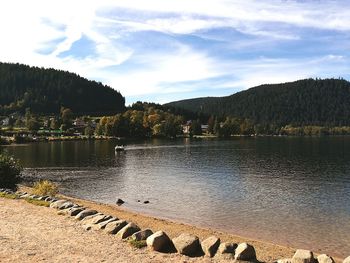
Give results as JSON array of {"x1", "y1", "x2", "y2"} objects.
[{"x1": 0, "y1": 0, "x2": 349, "y2": 104}]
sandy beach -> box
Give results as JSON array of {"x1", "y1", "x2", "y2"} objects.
[{"x1": 0, "y1": 189, "x2": 344, "y2": 263}]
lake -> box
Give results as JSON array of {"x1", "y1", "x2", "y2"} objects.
[{"x1": 4, "y1": 137, "x2": 350, "y2": 258}]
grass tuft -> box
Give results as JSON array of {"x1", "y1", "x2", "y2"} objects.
[
  {"x1": 25, "y1": 198, "x2": 50, "y2": 207},
  {"x1": 128, "y1": 239, "x2": 147, "y2": 249},
  {"x1": 0, "y1": 192, "x2": 18, "y2": 199}
]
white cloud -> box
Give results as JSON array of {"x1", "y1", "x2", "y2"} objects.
[
  {"x1": 105, "y1": 46, "x2": 220, "y2": 96},
  {"x1": 0, "y1": 0, "x2": 349, "y2": 104}
]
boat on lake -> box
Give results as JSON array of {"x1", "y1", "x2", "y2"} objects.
[{"x1": 115, "y1": 145, "x2": 125, "y2": 152}]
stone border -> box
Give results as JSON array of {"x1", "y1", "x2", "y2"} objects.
[{"x1": 1, "y1": 188, "x2": 349, "y2": 263}]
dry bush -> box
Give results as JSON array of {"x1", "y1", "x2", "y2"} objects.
[{"x1": 33, "y1": 180, "x2": 58, "y2": 196}]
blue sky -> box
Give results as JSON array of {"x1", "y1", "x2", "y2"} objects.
[{"x1": 0, "y1": 0, "x2": 349, "y2": 104}]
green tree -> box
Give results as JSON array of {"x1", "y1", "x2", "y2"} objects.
[
  {"x1": 15, "y1": 118, "x2": 24, "y2": 127},
  {"x1": 207, "y1": 115, "x2": 215, "y2": 134},
  {"x1": 84, "y1": 126, "x2": 94, "y2": 137},
  {"x1": 26, "y1": 117, "x2": 40, "y2": 131},
  {"x1": 61, "y1": 107, "x2": 73, "y2": 128},
  {"x1": 190, "y1": 119, "x2": 202, "y2": 136},
  {"x1": 213, "y1": 117, "x2": 220, "y2": 135},
  {"x1": 50, "y1": 118, "x2": 60, "y2": 130}
]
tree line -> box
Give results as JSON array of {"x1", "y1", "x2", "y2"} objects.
[
  {"x1": 96, "y1": 103, "x2": 183, "y2": 138},
  {"x1": 166, "y1": 78, "x2": 350, "y2": 127},
  {"x1": 0, "y1": 62, "x2": 125, "y2": 115}
]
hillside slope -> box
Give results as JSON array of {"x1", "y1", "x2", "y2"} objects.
[
  {"x1": 0, "y1": 62, "x2": 125, "y2": 115},
  {"x1": 165, "y1": 79, "x2": 350, "y2": 126}
]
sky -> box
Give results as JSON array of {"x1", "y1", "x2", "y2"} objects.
[{"x1": 0, "y1": 0, "x2": 350, "y2": 105}]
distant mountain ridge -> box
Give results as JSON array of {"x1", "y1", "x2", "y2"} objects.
[
  {"x1": 165, "y1": 78, "x2": 350, "y2": 126},
  {"x1": 0, "y1": 62, "x2": 125, "y2": 115}
]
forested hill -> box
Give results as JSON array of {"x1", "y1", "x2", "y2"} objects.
[
  {"x1": 0, "y1": 62, "x2": 125, "y2": 115},
  {"x1": 165, "y1": 78, "x2": 350, "y2": 126}
]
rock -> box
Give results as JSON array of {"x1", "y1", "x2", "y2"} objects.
[
  {"x1": 75, "y1": 209, "x2": 98, "y2": 220},
  {"x1": 50, "y1": 200, "x2": 67, "y2": 209},
  {"x1": 215, "y1": 242, "x2": 236, "y2": 260},
  {"x1": 116, "y1": 198, "x2": 124, "y2": 205},
  {"x1": 44, "y1": 197, "x2": 53, "y2": 202},
  {"x1": 81, "y1": 213, "x2": 103, "y2": 223},
  {"x1": 172, "y1": 233, "x2": 202, "y2": 257},
  {"x1": 67, "y1": 207, "x2": 85, "y2": 216},
  {"x1": 57, "y1": 209, "x2": 70, "y2": 215},
  {"x1": 146, "y1": 231, "x2": 172, "y2": 252},
  {"x1": 92, "y1": 217, "x2": 118, "y2": 230},
  {"x1": 58, "y1": 201, "x2": 75, "y2": 210},
  {"x1": 143, "y1": 200, "x2": 150, "y2": 204},
  {"x1": 218, "y1": 242, "x2": 237, "y2": 254},
  {"x1": 104, "y1": 220, "x2": 128, "y2": 234},
  {"x1": 82, "y1": 214, "x2": 113, "y2": 230},
  {"x1": 291, "y1": 249, "x2": 315, "y2": 263},
  {"x1": 235, "y1": 243, "x2": 256, "y2": 261},
  {"x1": 38, "y1": 195, "x2": 49, "y2": 201},
  {"x1": 116, "y1": 222, "x2": 140, "y2": 239},
  {"x1": 344, "y1": 256, "x2": 350, "y2": 263},
  {"x1": 20, "y1": 193, "x2": 30, "y2": 198},
  {"x1": 317, "y1": 254, "x2": 335, "y2": 263},
  {"x1": 201, "y1": 236, "x2": 220, "y2": 257},
  {"x1": 277, "y1": 259, "x2": 292, "y2": 263},
  {"x1": 131, "y1": 229, "x2": 153, "y2": 241}
]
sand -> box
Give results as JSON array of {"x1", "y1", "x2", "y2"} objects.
[{"x1": 0, "y1": 190, "x2": 344, "y2": 263}]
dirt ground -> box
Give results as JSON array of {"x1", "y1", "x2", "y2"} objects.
[{"x1": 0, "y1": 193, "x2": 342, "y2": 263}]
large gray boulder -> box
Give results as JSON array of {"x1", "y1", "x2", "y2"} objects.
[
  {"x1": 20, "y1": 193, "x2": 31, "y2": 199},
  {"x1": 67, "y1": 207, "x2": 85, "y2": 216},
  {"x1": 81, "y1": 213, "x2": 103, "y2": 223},
  {"x1": 146, "y1": 231, "x2": 172, "y2": 252},
  {"x1": 201, "y1": 236, "x2": 220, "y2": 257},
  {"x1": 218, "y1": 242, "x2": 237, "y2": 254},
  {"x1": 131, "y1": 229, "x2": 153, "y2": 241},
  {"x1": 116, "y1": 223, "x2": 140, "y2": 239},
  {"x1": 44, "y1": 196, "x2": 54, "y2": 202},
  {"x1": 83, "y1": 214, "x2": 112, "y2": 225},
  {"x1": 82, "y1": 215, "x2": 113, "y2": 230},
  {"x1": 291, "y1": 249, "x2": 315, "y2": 263},
  {"x1": 75, "y1": 209, "x2": 98, "y2": 220},
  {"x1": 343, "y1": 256, "x2": 350, "y2": 263},
  {"x1": 317, "y1": 254, "x2": 335, "y2": 263},
  {"x1": 93, "y1": 217, "x2": 118, "y2": 230},
  {"x1": 37, "y1": 195, "x2": 49, "y2": 201},
  {"x1": 172, "y1": 233, "x2": 202, "y2": 257},
  {"x1": 50, "y1": 200, "x2": 67, "y2": 209},
  {"x1": 104, "y1": 220, "x2": 128, "y2": 234},
  {"x1": 235, "y1": 242, "x2": 256, "y2": 261},
  {"x1": 58, "y1": 201, "x2": 75, "y2": 210},
  {"x1": 216, "y1": 242, "x2": 237, "y2": 260}
]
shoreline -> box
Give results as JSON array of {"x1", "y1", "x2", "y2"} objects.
[{"x1": 18, "y1": 186, "x2": 343, "y2": 263}]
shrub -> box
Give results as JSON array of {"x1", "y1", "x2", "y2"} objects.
[
  {"x1": 0, "y1": 152, "x2": 22, "y2": 190},
  {"x1": 33, "y1": 180, "x2": 58, "y2": 196},
  {"x1": 128, "y1": 239, "x2": 147, "y2": 249}
]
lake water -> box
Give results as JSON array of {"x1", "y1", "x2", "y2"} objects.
[{"x1": 4, "y1": 137, "x2": 350, "y2": 258}]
